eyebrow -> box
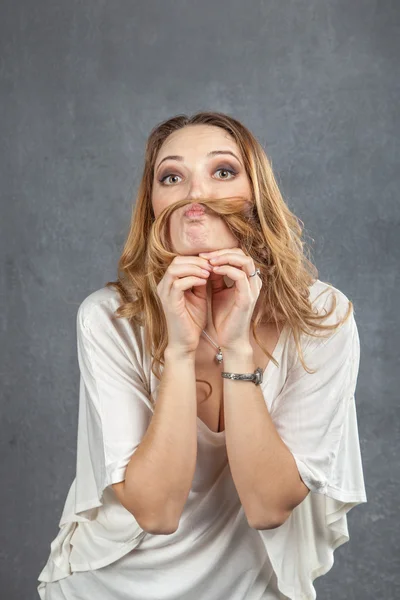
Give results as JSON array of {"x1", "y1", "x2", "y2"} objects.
[{"x1": 155, "y1": 150, "x2": 242, "y2": 172}]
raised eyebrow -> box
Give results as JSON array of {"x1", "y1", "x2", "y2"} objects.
[{"x1": 155, "y1": 150, "x2": 242, "y2": 172}]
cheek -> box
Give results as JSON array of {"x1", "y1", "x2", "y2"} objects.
[
  {"x1": 237, "y1": 178, "x2": 252, "y2": 197},
  {"x1": 152, "y1": 184, "x2": 180, "y2": 216},
  {"x1": 228, "y1": 175, "x2": 252, "y2": 200},
  {"x1": 151, "y1": 194, "x2": 166, "y2": 219},
  {"x1": 152, "y1": 198, "x2": 179, "y2": 222}
]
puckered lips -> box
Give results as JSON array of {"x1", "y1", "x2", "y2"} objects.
[{"x1": 184, "y1": 203, "x2": 207, "y2": 218}]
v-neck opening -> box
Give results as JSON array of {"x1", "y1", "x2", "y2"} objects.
[{"x1": 197, "y1": 321, "x2": 291, "y2": 439}]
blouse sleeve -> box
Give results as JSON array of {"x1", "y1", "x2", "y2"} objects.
[
  {"x1": 73, "y1": 299, "x2": 153, "y2": 521},
  {"x1": 258, "y1": 289, "x2": 367, "y2": 600},
  {"x1": 37, "y1": 294, "x2": 153, "y2": 589}
]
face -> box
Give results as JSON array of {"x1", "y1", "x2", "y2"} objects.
[{"x1": 151, "y1": 124, "x2": 252, "y2": 255}]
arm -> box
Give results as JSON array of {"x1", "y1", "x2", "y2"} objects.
[
  {"x1": 223, "y1": 304, "x2": 359, "y2": 531},
  {"x1": 113, "y1": 348, "x2": 197, "y2": 535},
  {"x1": 223, "y1": 347, "x2": 309, "y2": 530}
]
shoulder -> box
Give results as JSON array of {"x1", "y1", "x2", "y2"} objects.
[
  {"x1": 76, "y1": 286, "x2": 146, "y2": 369},
  {"x1": 77, "y1": 286, "x2": 124, "y2": 331},
  {"x1": 299, "y1": 279, "x2": 358, "y2": 357},
  {"x1": 308, "y1": 278, "x2": 355, "y2": 325}
]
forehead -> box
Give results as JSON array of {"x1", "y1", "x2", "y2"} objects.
[{"x1": 157, "y1": 124, "x2": 239, "y2": 157}]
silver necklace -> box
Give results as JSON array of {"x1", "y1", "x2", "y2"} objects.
[{"x1": 202, "y1": 329, "x2": 223, "y2": 364}]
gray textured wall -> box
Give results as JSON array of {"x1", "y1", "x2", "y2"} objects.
[{"x1": 1, "y1": 1, "x2": 399, "y2": 598}]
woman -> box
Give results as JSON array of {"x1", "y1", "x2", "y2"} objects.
[{"x1": 37, "y1": 111, "x2": 367, "y2": 599}]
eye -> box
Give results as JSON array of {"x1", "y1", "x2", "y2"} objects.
[
  {"x1": 159, "y1": 173, "x2": 182, "y2": 185},
  {"x1": 158, "y1": 165, "x2": 238, "y2": 186},
  {"x1": 215, "y1": 167, "x2": 237, "y2": 180}
]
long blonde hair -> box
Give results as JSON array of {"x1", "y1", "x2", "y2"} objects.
[{"x1": 105, "y1": 111, "x2": 353, "y2": 402}]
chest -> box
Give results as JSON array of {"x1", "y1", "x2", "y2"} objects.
[{"x1": 194, "y1": 322, "x2": 284, "y2": 434}]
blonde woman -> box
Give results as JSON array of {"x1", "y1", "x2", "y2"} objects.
[{"x1": 37, "y1": 112, "x2": 367, "y2": 599}]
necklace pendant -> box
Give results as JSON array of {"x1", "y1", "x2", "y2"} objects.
[{"x1": 216, "y1": 348, "x2": 223, "y2": 364}]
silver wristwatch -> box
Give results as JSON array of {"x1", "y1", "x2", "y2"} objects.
[{"x1": 221, "y1": 367, "x2": 263, "y2": 386}]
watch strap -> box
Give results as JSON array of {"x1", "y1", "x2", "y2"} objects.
[{"x1": 221, "y1": 367, "x2": 263, "y2": 386}]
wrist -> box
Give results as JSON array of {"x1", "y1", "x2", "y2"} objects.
[
  {"x1": 221, "y1": 344, "x2": 253, "y2": 359},
  {"x1": 165, "y1": 346, "x2": 196, "y2": 363},
  {"x1": 222, "y1": 345, "x2": 255, "y2": 372}
]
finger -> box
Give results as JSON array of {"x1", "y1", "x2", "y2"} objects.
[
  {"x1": 170, "y1": 276, "x2": 208, "y2": 296},
  {"x1": 211, "y1": 265, "x2": 250, "y2": 296},
  {"x1": 199, "y1": 247, "x2": 243, "y2": 259},
  {"x1": 162, "y1": 265, "x2": 210, "y2": 297},
  {"x1": 208, "y1": 269, "x2": 230, "y2": 294},
  {"x1": 172, "y1": 255, "x2": 213, "y2": 271},
  {"x1": 212, "y1": 263, "x2": 261, "y2": 292},
  {"x1": 209, "y1": 253, "x2": 254, "y2": 276}
]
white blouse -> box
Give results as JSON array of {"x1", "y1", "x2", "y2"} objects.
[{"x1": 37, "y1": 278, "x2": 367, "y2": 600}]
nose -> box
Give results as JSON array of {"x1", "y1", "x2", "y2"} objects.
[{"x1": 186, "y1": 171, "x2": 210, "y2": 200}]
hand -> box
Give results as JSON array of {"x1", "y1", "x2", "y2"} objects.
[
  {"x1": 156, "y1": 255, "x2": 213, "y2": 355},
  {"x1": 198, "y1": 247, "x2": 263, "y2": 351}
]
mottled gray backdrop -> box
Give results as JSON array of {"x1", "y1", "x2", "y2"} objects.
[{"x1": 1, "y1": 1, "x2": 398, "y2": 598}]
